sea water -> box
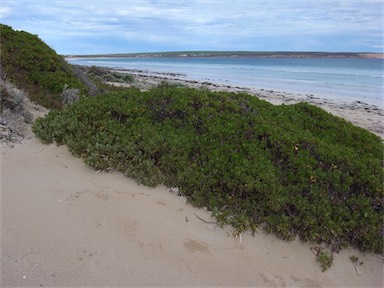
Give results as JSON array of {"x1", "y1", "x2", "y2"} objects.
[{"x1": 68, "y1": 57, "x2": 383, "y2": 103}]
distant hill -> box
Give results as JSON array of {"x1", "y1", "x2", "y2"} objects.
[
  {"x1": 67, "y1": 51, "x2": 384, "y2": 59},
  {"x1": 0, "y1": 24, "x2": 86, "y2": 108}
]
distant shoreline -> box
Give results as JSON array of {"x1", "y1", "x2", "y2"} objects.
[
  {"x1": 91, "y1": 66, "x2": 383, "y2": 138},
  {"x1": 65, "y1": 51, "x2": 384, "y2": 59}
]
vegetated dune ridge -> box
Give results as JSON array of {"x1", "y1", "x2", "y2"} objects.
[{"x1": 0, "y1": 24, "x2": 87, "y2": 108}]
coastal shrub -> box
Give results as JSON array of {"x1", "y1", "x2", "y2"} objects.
[
  {"x1": 0, "y1": 79, "x2": 33, "y2": 127},
  {"x1": 81, "y1": 65, "x2": 134, "y2": 84},
  {"x1": 0, "y1": 80, "x2": 33, "y2": 141},
  {"x1": 0, "y1": 79, "x2": 25, "y2": 110},
  {"x1": 0, "y1": 24, "x2": 87, "y2": 109},
  {"x1": 60, "y1": 84, "x2": 80, "y2": 107},
  {"x1": 314, "y1": 247, "x2": 334, "y2": 272},
  {"x1": 33, "y1": 85, "x2": 384, "y2": 254}
]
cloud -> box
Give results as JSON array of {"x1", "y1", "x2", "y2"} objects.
[{"x1": 1, "y1": 0, "x2": 382, "y2": 53}]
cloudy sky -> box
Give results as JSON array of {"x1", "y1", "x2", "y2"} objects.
[{"x1": 1, "y1": 0, "x2": 383, "y2": 55}]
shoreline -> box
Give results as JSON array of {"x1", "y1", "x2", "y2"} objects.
[{"x1": 107, "y1": 67, "x2": 384, "y2": 139}]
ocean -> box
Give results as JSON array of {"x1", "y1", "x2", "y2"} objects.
[{"x1": 67, "y1": 56, "x2": 383, "y2": 103}]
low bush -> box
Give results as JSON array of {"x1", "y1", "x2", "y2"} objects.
[
  {"x1": 60, "y1": 84, "x2": 80, "y2": 107},
  {"x1": 33, "y1": 85, "x2": 383, "y2": 254},
  {"x1": 0, "y1": 79, "x2": 32, "y2": 119},
  {"x1": 0, "y1": 79, "x2": 33, "y2": 141},
  {"x1": 314, "y1": 247, "x2": 334, "y2": 272},
  {"x1": 82, "y1": 65, "x2": 134, "y2": 84}
]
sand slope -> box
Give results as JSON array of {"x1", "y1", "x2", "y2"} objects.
[{"x1": 1, "y1": 136, "x2": 383, "y2": 287}]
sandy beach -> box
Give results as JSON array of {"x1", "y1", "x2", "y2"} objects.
[{"x1": 1, "y1": 78, "x2": 383, "y2": 287}]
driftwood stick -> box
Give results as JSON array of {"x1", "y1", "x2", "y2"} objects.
[
  {"x1": 194, "y1": 213, "x2": 217, "y2": 224},
  {"x1": 352, "y1": 263, "x2": 360, "y2": 276}
]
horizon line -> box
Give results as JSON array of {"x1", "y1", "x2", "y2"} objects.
[{"x1": 64, "y1": 51, "x2": 384, "y2": 58}]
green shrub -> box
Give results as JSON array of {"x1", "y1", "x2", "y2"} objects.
[
  {"x1": 313, "y1": 247, "x2": 334, "y2": 272},
  {"x1": 81, "y1": 65, "x2": 134, "y2": 84},
  {"x1": 33, "y1": 85, "x2": 384, "y2": 253}
]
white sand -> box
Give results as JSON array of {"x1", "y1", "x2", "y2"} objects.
[{"x1": 1, "y1": 135, "x2": 383, "y2": 287}]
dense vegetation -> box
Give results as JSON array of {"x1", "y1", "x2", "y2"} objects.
[
  {"x1": 82, "y1": 65, "x2": 134, "y2": 83},
  {"x1": 0, "y1": 24, "x2": 87, "y2": 108},
  {"x1": 33, "y1": 84, "x2": 383, "y2": 254},
  {"x1": 3, "y1": 24, "x2": 382, "y2": 266}
]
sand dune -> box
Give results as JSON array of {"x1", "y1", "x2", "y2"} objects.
[
  {"x1": 1, "y1": 135, "x2": 383, "y2": 287},
  {"x1": 1, "y1": 79, "x2": 383, "y2": 286}
]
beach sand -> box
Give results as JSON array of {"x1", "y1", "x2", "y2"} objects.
[{"x1": 1, "y1": 79, "x2": 383, "y2": 287}]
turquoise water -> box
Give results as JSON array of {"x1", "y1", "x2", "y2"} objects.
[{"x1": 68, "y1": 57, "x2": 383, "y2": 102}]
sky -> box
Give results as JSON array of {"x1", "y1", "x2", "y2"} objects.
[{"x1": 1, "y1": 0, "x2": 383, "y2": 55}]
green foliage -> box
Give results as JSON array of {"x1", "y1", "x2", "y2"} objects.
[
  {"x1": 32, "y1": 84, "x2": 384, "y2": 254},
  {"x1": 0, "y1": 24, "x2": 87, "y2": 109},
  {"x1": 349, "y1": 255, "x2": 359, "y2": 264},
  {"x1": 314, "y1": 247, "x2": 334, "y2": 272},
  {"x1": 85, "y1": 66, "x2": 134, "y2": 83}
]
